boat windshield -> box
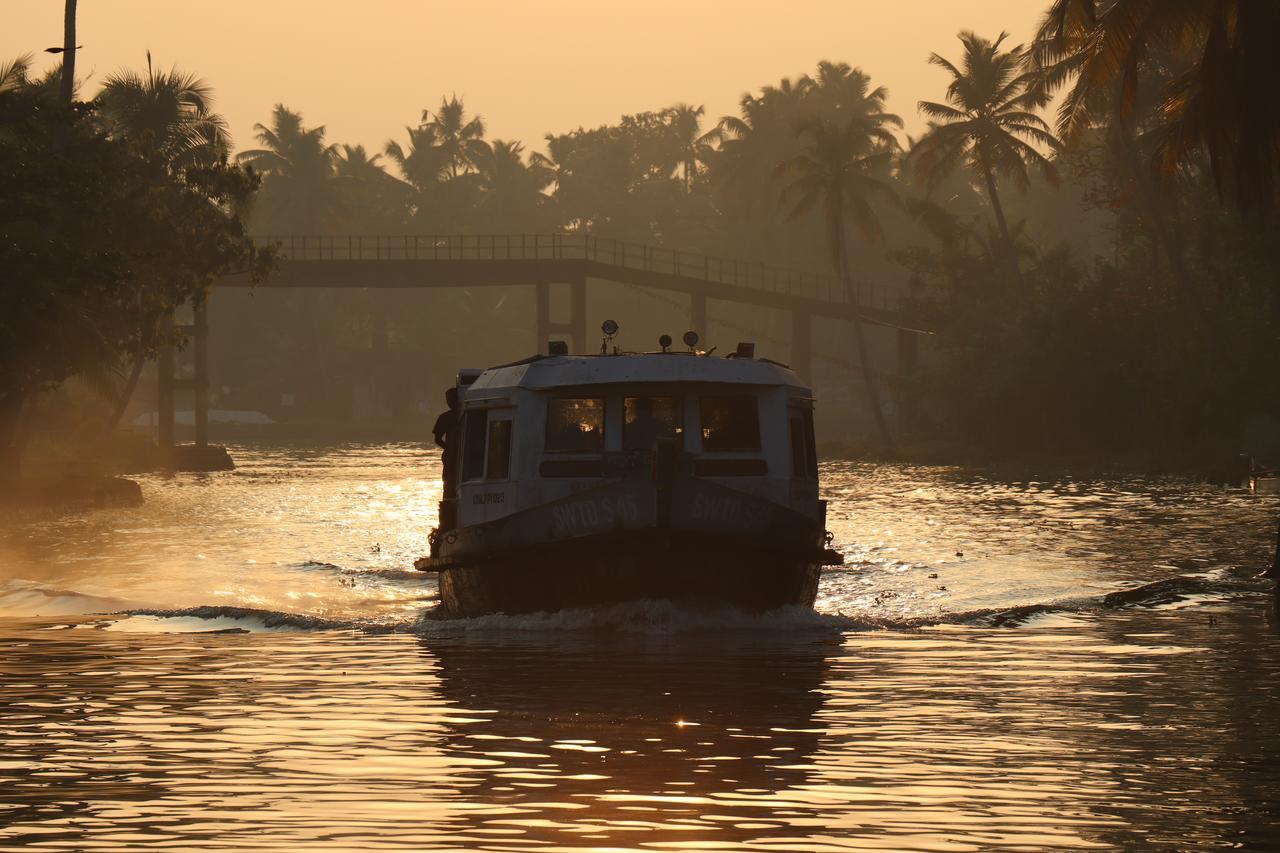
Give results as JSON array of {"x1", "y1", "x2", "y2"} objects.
[
  {"x1": 545, "y1": 398, "x2": 604, "y2": 452},
  {"x1": 624, "y1": 396, "x2": 682, "y2": 450},
  {"x1": 700, "y1": 396, "x2": 761, "y2": 452}
]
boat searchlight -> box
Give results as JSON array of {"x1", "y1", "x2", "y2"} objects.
[
  {"x1": 683, "y1": 331, "x2": 699, "y2": 350},
  {"x1": 600, "y1": 320, "x2": 619, "y2": 355}
]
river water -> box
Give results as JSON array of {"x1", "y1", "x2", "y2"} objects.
[{"x1": 1, "y1": 442, "x2": 1278, "y2": 851}]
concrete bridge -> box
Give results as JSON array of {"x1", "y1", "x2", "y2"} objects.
[{"x1": 161, "y1": 233, "x2": 915, "y2": 451}]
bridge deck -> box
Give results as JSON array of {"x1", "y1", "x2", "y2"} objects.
[{"x1": 225, "y1": 234, "x2": 898, "y2": 323}]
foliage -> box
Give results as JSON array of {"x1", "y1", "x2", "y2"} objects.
[
  {"x1": 908, "y1": 31, "x2": 1060, "y2": 247},
  {"x1": 97, "y1": 52, "x2": 230, "y2": 169},
  {"x1": 1031, "y1": 0, "x2": 1280, "y2": 218},
  {"x1": 0, "y1": 84, "x2": 274, "y2": 475}
]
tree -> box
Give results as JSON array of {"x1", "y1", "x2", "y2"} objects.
[
  {"x1": 237, "y1": 105, "x2": 336, "y2": 232},
  {"x1": 0, "y1": 85, "x2": 273, "y2": 478},
  {"x1": 1031, "y1": 0, "x2": 1280, "y2": 218},
  {"x1": 425, "y1": 95, "x2": 489, "y2": 178},
  {"x1": 333, "y1": 144, "x2": 409, "y2": 232},
  {"x1": 666, "y1": 103, "x2": 713, "y2": 191},
  {"x1": 777, "y1": 116, "x2": 900, "y2": 452},
  {"x1": 909, "y1": 31, "x2": 1060, "y2": 250},
  {"x1": 385, "y1": 124, "x2": 450, "y2": 191},
  {"x1": 474, "y1": 139, "x2": 552, "y2": 231},
  {"x1": 97, "y1": 52, "x2": 230, "y2": 169}
]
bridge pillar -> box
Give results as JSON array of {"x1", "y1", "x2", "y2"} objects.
[
  {"x1": 570, "y1": 276, "x2": 587, "y2": 354},
  {"x1": 535, "y1": 279, "x2": 587, "y2": 354},
  {"x1": 535, "y1": 282, "x2": 550, "y2": 353},
  {"x1": 791, "y1": 310, "x2": 812, "y2": 382},
  {"x1": 690, "y1": 292, "x2": 707, "y2": 342}
]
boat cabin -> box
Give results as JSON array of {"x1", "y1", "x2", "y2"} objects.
[{"x1": 450, "y1": 340, "x2": 819, "y2": 530}]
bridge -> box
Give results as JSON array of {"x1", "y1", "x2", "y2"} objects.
[{"x1": 160, "y1": 233, "x2": 915, "y2": 453}]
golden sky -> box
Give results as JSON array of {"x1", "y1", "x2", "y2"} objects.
[{"x1": 9, "y1": 1, "x2": 1046, "y2": 155}]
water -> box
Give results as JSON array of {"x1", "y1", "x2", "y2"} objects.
[{"x1": 2, "y1": 443, "x2": 1278, "y2": 850}]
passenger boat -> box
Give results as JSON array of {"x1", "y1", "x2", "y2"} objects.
[{"x1": 415, "y1": 324, "x2": 842, "y2": 617}]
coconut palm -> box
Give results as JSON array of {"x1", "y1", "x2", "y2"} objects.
[
  {"x1": 97, "y1": 52, "x2": 230, "y2": 169},
  {"x1": 665, "y1": 103, "x2": 714, "y2": 190},
  {"x1": 909, "y1": 31, "x2": 1060, "y2": 248},
  {"x1": 474, "y1": 140, "x2": 552, "y2": 231},
  {"x1": 238, "y1": 104, "x2": 334, "y2": 180},
  {"x1": 808, "y1": 61, "x2": 904, "y2": 146},
  {"x1": 384, "y1": 124, "x2": 451, "y2": 191},
  {"x1": 708, "y1": 76, "x2": 815, "y2": 200},
  {"x1": 0, "y1": 54, "x2": 32, "y2": 92},
  {"x1": 425, "y1": 95, "x2": 489, "y2": 178},
  {"x1": 334, "y1": 144, "x2": 387, "y2": 180},
  {"x1": 1030, "y1": 0, "x2": 1280, "y2": 216},
  {"x1": 237, "y1": 105, "x2": 336, "y2": 232},
  {"x1": 777, "y1": 116, "x2": 900, "y2": 451}
]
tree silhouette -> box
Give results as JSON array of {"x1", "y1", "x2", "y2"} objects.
[
  {"x1": 909, "y1": 31, "x2": 1059, "y2": 250},
  {"x1": 98, "y1": 52, "x2": 230, "y2": 169},
  {"x1": 1031, "y1": 0, "x2": 1280, "y2": 218},
  {"x1": 778, "y1": 116, "x2": 899, "y2": 451}
]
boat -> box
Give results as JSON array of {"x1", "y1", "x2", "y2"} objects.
[{"x1": 414, "y1": 324, "x2": 843, "y2": 617}]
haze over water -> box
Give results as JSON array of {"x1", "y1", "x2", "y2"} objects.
[{"x1": 1, "y1": 443, "x2": 1278, "y2": 850}]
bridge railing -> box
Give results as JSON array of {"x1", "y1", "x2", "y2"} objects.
[{"x1": 253, "y1": 233, "x2": 895, "y2": 311}]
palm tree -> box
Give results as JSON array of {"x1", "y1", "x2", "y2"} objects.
[
  {"x1": 777, "y1": 116, "x2": 900, "y2": 452},
  {"x1": 708, "y1": 76, "x2": 815, "y2": 201},
  {"x1": 237, "y1": 104, "x2": 337, "y2": 232},
  {"x1": 1030, "y1": 0, "x2": 1280, "y2": 217},
  {"x1": 425, "y1": 95, "x2": 489, "y2": 178},
  {"x1": 384, "y1": 124, "x2": 450, "y2": 191},
  {"x1": 909, "y1": 31, "x2": 1060, "y2": 249},
  {"x1": 666, "y1": 103, "x2": 713, "y2": 190},
  {"x1": 0, "y1": 54, "x2": 32, "y2": 92},
  {"x1": 808, "y1": 61, "x2": 904, "y2": 145},
  {"x1": 238, "y1": 104, "x2": 334, "y2": 179},
  {"x1": 474, "y1": 140, "x2": 552, "y2": 231},
  {"x1": 97, "y1": 52, "x2": 230, "y2": 169},
  {"x1": 334, "y1": 143, "x2": 378, "y2": 176}
]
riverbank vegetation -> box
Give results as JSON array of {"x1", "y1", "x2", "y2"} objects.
[
  {"x1": 0, "y1": 54, "x2": 274, "y2": 483},
  {"x1": 3, "y1": 1, "x2": 1278, "y2": 479}
]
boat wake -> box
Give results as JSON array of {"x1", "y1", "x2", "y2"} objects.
[{"x1": 9, "y1": 569, "x2": 1269, "y2": 636}]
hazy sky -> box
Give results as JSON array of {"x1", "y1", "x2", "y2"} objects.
[{"x1": 10, "y1": 1, "x2": 1046, "y2": 156}]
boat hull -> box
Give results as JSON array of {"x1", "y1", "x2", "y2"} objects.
[{"x1": 437, "y1": 533, "x2": 821, "y2": 618}]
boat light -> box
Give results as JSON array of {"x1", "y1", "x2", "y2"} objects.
[
  {"x1": 659, "y1": 334, "x2": 672, "y2": 352},
  {"x1": 683, "y1": 331, "x2": 699, "y2": 350},
  {"x1": 601, "y1": 319, "x2": 619, "y2": 337}
]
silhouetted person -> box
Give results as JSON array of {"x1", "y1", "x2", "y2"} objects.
[
  {"x1": 626, "y1": 397, "x2": 675, "y2": 451},
  {"x1": 433, "y1": 387, "x2": 460, "y2": 519}
]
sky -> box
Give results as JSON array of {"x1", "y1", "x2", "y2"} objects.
[{"x1": 8, "y1": 1, "x2": 1046, "y2": 157}]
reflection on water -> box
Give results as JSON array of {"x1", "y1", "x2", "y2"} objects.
[{"x1": 1, "y1": 442, "x2": 1278, "y2": 850}]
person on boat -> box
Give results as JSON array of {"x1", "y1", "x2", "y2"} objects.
[
  {"x1": 626, "y1": 396, "x2": 676, "y2": 451},
  {"x1": 433, "y1": 387, "x2": 460, "y2": 512}
]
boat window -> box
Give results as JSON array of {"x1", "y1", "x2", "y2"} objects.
[
  {"x1": 624, "y1": 397, "x2": 683, "y2": 450},
  {"x1": 545, "y1": 398, "x2": 604, "y2": 452},
  {"x1": 700, "y1": 396, "x2": 761, "y2": 452},
  {"x1": 486, "y1": 418, "x2": 512, "y2": 480},
  {"x1": 461, "y1": 410, "x2": 489, "y2": 481},
  {"x1": 789, "y1": 405, "x2": 817, "y2": 478}
]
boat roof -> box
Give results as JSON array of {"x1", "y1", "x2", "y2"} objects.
[{"x1": 466, "y1": 353, "x2": 808, "y2": 395}]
